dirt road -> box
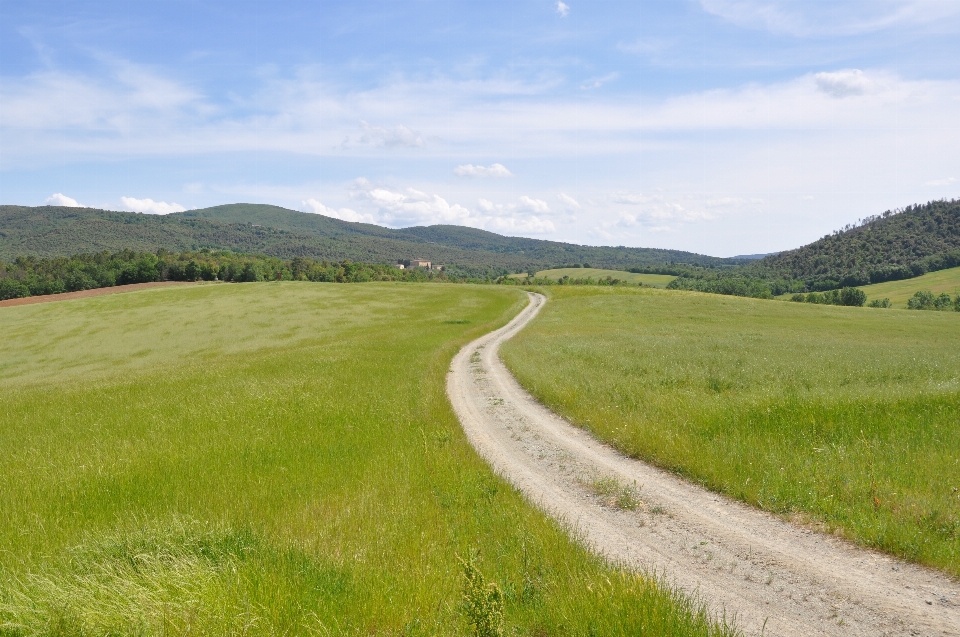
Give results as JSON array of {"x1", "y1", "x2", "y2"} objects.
[{"x1": 447, "y1": 292, "x2": 960, "y2": 636}]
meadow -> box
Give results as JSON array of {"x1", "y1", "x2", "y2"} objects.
[
  {"x1": 514, "y1": 268, "x2": 676, "y2": 287},
  {"x1": 0, "y1": 282, "x2": 733, "y2": 636},
  {"x1": 858, "y1": 265, "x2": 960, "y2": 307},
  {"x1": 501, "y1": 287, "x2": 960, "y2": 576}
]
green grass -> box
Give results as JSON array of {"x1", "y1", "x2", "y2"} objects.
[
  {"x1": 858, "y1": 266, "x2": 960, "y2": 307},
  {"x1": 502, "y1": 287, "x2": 960, "y2": 576},
  {"x1": 512, "y1": 268, "x2": 676, "y2": 287},
  {"x1": 0, "y1": 282, "x2": 733, "y2": 636}
]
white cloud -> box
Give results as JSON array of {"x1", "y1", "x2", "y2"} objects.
[
  {"x1": 453, "y1": 163, "x2": 513, "y2": 178},
  {"x1": 699, "y1": 0, "x2": 960, "y2": 37},
  {"x1": 611, "y1": 192, "x2": 645, "y2": 205},
  {"x1": 518, "y1": 195, "x2": 550, "y2": 214},
  {"x1": 4, "y1": 57, "x2": 956, "y2": 166},
  {"x1": 45, "y1": 193, "x2": 84, "y2": 207},
  {"x1": 487, "y1": 216, "x2": 555, "y2": 234},
  {"x1": 121, "y1": 196, "x2": 186, "y2": 215},
  {"x1": 477, "y1": 198, "x2": 501, "y2": 213},
  {"x1": 924, "y1": 177, "x2": 957, "y2": 187},
  {"x1": 302, "y1": 198, "x2": 375, "y2": 223},
  {"x1": 350, "y1": 183, "x2": 554, "y2": 233},
  {"x1": 349, "y1": 178, "x2": 473, "y2": 226},
  {"x1": 609, "y1": 192, "x2": 729, "y2": 224},
  {"x1": 356, "y1": 120, "x2": 424, "y2": 148},
  {"x1": 580, "y1": 72, "x2": 619, "y2": 91},
  {"x1": 556, "y1": 1, "x2": 569, "y2": 18},
  {"x1": 557, "y1": 193, "x2": 580, "y2": 208},
  {"x1": 814, "y1": 69, "x2": 873, "y2": 98}
]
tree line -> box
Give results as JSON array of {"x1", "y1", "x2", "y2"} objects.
[{"x1": 0, "y1": 250, "x2": 463, "y2": 301}]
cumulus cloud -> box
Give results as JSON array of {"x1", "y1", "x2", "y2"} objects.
[
  {"x1": 814, "y1": 69, "x2": 873, "y2": 98},
  {"x1": 356, "y1": 120, "x2": 424, "y2": 148},
  {"x1": 453, "y1": 163, "x2": 513, "y2": 178},
  {"x1": 557, "y1": 193, "x2": 580, "y2": 208},
  {"x1": 45, "y1": 193, "x2": 84, "y2": 207},
  {"x1": 472, "y1": 197, "x2": 555, "y2": 233},
  {"x1": 518, "y1": 195, "x2": 550, "y2": 214},
  {"x1": 302, "y1": 198, "x2": 375, "y2": 223},
  {"x1": 556, "y1": 1, "x2": 569, "y2": 17},
  {"x1": 477, "y1": 198, "x2": 501, "y2": 213},
  {"x1": 121, "y1": 196, "x2": 186, "y2": 214},
  {"x1": 349, "y1": 178, "x2": 473, "y2": 226}
]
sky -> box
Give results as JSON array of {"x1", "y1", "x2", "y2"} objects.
[{"x1": 1, "y1": 0, "x2": 958, "y2": 257}]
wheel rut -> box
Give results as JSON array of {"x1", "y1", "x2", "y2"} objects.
[{"x1": 446, "y1": 292, "x2": 960, "y2": 637}]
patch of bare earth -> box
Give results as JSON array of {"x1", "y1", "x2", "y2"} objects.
[
  {"x1": 0, "y1": 282, "x2": 196, "y2": 308},
  {"x1": 447, "y1": 292, "x2": 960, "y2": 637}
]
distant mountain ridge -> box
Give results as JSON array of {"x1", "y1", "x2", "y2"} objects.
[{"x1": 0, "y1": 203, "x2": 739, "y2": 275}]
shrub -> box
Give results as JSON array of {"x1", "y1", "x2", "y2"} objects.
[
  {"x1": 839, "y1": 287, "x2": 867, "y2": 307},
  {"x1": 906, "y1": 290, "x2": 957, "y2": 311},
  {"x1": 0, "y1": 277, "x2": 30, "y2": 300},
  {"x1": 867, "y1": 298, "x2": 892, "y2": 308},
  {"x1": 908, "y1": 291, "x2": 935, "y2": 310},
  {"x1": 459, "y1": 555, "x2": 504, "y2": 637},
  {"x1": 934, "y1": 293, "x2": 954, "y2": 310}
]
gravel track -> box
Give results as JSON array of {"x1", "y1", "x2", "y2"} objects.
[{"x1": 447, "y1": 292, "x2": 960, "y2": 637}]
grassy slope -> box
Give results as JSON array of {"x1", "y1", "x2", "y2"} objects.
[
  {"x1": 526, "y1": 268, "x2": 676, "y2": 287},
  {"x1": 0, "y1": 283, "x2": 730, "y2": 636},
  {"x1": 858, "y1": 265, "x2": 960, "y2": 307},
  {"x1": 502, "y1": 287, "x2": 960, "y2": 576}
]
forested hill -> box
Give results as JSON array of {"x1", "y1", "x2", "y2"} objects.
[
  {"x1": 0, "y1": 204, "x2": 736, "y2": 275},
  {"x1": 745, "y1": 200, "x2": 960, "y2": 288}
]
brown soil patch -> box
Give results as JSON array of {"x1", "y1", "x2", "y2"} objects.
[{"x1": 0, "y1": 282, "x2": 196, "y2": 308}]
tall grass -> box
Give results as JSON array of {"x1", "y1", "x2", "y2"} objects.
[
  {"x1": 0, "y1": 282, "x2": 733, "y2": 636},
  {"x1": 502, "y1": 286, "x2": 960, "y2": 576}
]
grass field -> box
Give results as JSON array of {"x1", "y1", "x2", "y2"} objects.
[
  {"x1": 502, "y1": 287, "x2": 960, "y2": 576},
  {"x1": 858, "y1": 266, "x2": 960, "y2": 307},
  {"x1": 0, "y1": 282, "x2": 732, "y2": 636},
  {"x1": 512, "y1": 268, "x2": 676, "y2": 287}
]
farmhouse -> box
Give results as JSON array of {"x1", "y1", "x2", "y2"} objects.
[{"x1": 408, "y1": 259, "x2": 432, "y2": 269}]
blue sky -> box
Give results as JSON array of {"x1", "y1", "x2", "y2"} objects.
[{"x1": 1, "y1": 0, "x2": 958, "y2": 256}]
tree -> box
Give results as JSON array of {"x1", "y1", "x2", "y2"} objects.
[
  {"x1": 0, "y1": 277, "x2": 30, "y2": 300},
  {"x1": 839, "y1": 287, "x2": 866, "y2": 307}
]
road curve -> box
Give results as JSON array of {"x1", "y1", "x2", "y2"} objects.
[{"x1": 446, "y1": 291, "x2": 960, "y2": 637}]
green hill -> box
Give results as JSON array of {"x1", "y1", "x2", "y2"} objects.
[
  {"x1": 746, "y1": 200, "x2": 960, "y2": 289},
  {"x1": 0, "y1": 204, "x2": 737, "y2": 276},
  {"x1": 857, "y1": 265, "x2": 960, "y2": 308},
  {"x1": 512, "y1": 267, "x2": 677, "y2": 287}
]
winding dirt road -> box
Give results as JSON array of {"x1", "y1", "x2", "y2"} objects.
[{"x1": 447, "y1": 292, "x2": 960, "y2": 637}]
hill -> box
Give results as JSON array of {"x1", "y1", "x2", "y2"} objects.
[
  {"x1": 512, "y1": 267, "x2": 677, "y2": 287},
  {"x1": 857, "y1": 265, "x2": 960, "y2": 308},
  {"x1": 746, "y1": 200, "x2": 960, "y2": 289},
  {"x1": 0, "y1": 204, "x2": 738, "y2": 276}
]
